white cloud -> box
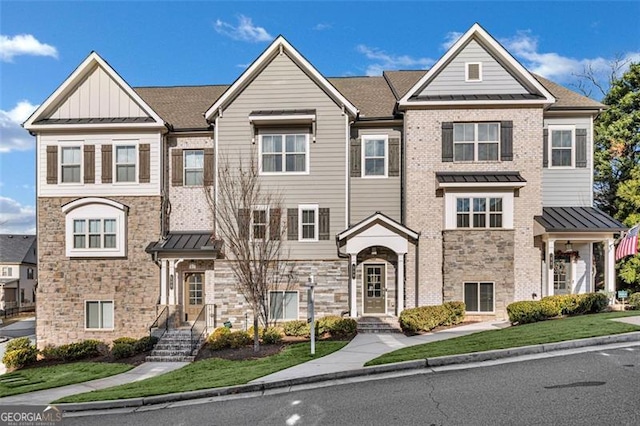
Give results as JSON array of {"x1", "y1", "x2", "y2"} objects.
[
  {"x1": 442, "y1": 31, "x2": 463, "y2": 50},
  {"x1": 356, "y1": 45, "x2": 434, "y2": 76},
  {"x1": 214, "y1": 15, "x2": 272, "y2": 43},
  {"x1": 0, "y1": 197, "x2": 36, "y2": 235},
  {"x1": 0, "y1": 34, "x2": 58, "y2": 62},
  {"x1": 313, "y1": 23, "x2": 332, "y2": 31},
  {"x1": 0, "y1": 101, "x2": 38, "y2": 153}
]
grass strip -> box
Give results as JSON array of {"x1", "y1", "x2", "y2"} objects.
[
  {"x1": 56, "y1": 340, "x2": 347, "y2": 403},
  {"x1": 366, "y1": 311, "x2": 640, "y2": 366}
]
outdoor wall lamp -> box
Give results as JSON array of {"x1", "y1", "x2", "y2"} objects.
[
  {"x1": 565, "y1": 241, "x2": 573, "y2": 251},
  {"x1": 351, "y1": 263, "x2": 356, "y2": 279},
  {"x1": 189, "y1": 260, "x2": 197, "y2": 270},
  {"x1": 169, "y1": 274, "x2": 174, "y2": 290}
]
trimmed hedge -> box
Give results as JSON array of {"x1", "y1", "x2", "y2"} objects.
[
  {"x1": 110, "y1": 336, "x2": 158, "y2": 359},
  {"x1": 399, "y1": 301, "x2": 467, "y2": 334},
  {"x1": 507, "y1": 292, "x2": 609, "y2": 325},
  {"x1": 5, "y1": 337, "x2": 33, "y2": 353},
  {"x1": 208, "y1": 328, "x2": 252, "y2": 350},
  {"x1": 3, "y1": 347, "x2": 38, "y2": 370},
  {"x1": 282, "y1": 317, "x2": 358, "y2": 339},
  {"x1": 283, "y1": 320, "x2": 310, "y2": 337},
  {"x1": 262, "y1": 327, "x2": 283, "y2": 344},
  {"x1": 111, "y1": 342, "x2": 136, "y2": 359},
  {"x1": 40, "y1": 339, "x2": 105, "y2": 362},
  {"x1": 629, "y1": 292, "x2": 640, "y2": 310}
]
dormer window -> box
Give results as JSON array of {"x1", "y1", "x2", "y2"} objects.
[{"x1": 465, "y1": 62, "x2": 482, "y2": 82}]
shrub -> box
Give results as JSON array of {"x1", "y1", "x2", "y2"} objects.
[
  {"x1": 41, "y1": 339, "x2": 105, "y2": 361},
  {"x1": 3, "y1": 347, "x2": 38, "y2": 370},
  {"x1": 630, "y1": 292, "x2": 640, "y2": 310},
  {"x1": 328, "y1": 318, "x2": 358, "y2": 339},
  {"x1": 113, "y1": 337, "x2": 137, "y2": 346},
  {"x1": 111, "y1": 342, "x2": 136, "y2": 359},
  {"x1": 538, "y1": 298, "x2": 561, "y2": 318},
  {"x1": 247, "y1": 326, "x2": 265, "y2": 338},
  {"x1": 262, "y1": 327, "x2": 283, "y2": 344},
  {"x1": 283, "y1": 320, "x2": 310, "y2": 337},
  {"x1": 507, "y1": 301, "x2": 543, "y2": 325},
  {"x1": 317, "y1": 316, "x2": 341, "y2": 336},
  {"x1": 228, "y1": 331, "x2": 252, "y2": 349},
  {"x1": 208, "y1": 329, "x2": 252, "y2": 350},
  {"x1": 134, "y1": 336, "x2": 158, "y2": 353},
  {"x1": 6, "y1": 337, "x2": 33, "y2": 353},
  {"x1": 399, "y1": 305, "x2": 450, "y2": 334},
  {"x1": 443, "y1": 301, "x2": 466, "y2": 325}
]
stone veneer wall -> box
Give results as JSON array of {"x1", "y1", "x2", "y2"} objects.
[
  {"x1": 404, "y1": 107, "x2": 543, "y2": 309},
  {"x1": 36, "y1": 196, "x2": 161, "y2": 348},
  {"x1": 443, "y1": 230, "x2": 514, "y2": 319}
]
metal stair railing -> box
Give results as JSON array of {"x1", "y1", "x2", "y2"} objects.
[
  {"x1": 149, "y1": 305, "x2": 169, "y2": 340},
  {"x1": 191, "y1": 304, "x2": 216, "y2": 354}
]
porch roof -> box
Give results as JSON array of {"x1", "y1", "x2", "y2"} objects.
[
  {"x1": 337, "y1": 212, "x2": 419, "y2": 246},
  {"x1": 145, "y1": 232, "x2": 223, "y2": 255},
  {"x1": 534, "y1": 207, "x2": 626, "y2": 233},
  {"x1": 436, "y1": 171, "x2": 526, "y2": 187}
]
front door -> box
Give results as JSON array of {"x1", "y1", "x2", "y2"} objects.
[
  {"x1": 553, "y1": 255, "x2": 571, "y2": 295},
  {"x1": 363, "y1": 264, "x2": 385, "y2": 314},
  {"x1": 184, "y1": 272, "x2": 204, "y2": 322}
]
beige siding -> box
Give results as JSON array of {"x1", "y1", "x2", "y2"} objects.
[
  {"x1": 420, "y1": 40, "x2": 529, "y2": 96},
  {"x1": 350, "y1": 127, "x2": 402, "y2": 224},
  {"x1": 217, "y1": 52, "x2": 347, "y2": 260},
  {"x1": 49, "y1": 65, "x2": 148, "y2": 119}
]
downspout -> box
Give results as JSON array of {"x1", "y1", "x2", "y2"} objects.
[
  {"x1": 214, "y1": 116, "x2": 220, "y2": 237},
  {"x1": 345, "y1": 112, "x2": 352, "y2": 229}
]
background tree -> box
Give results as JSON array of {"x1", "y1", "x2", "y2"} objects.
[{"x1": 205, "y1": 153, "x2": 294, "y2": 352}]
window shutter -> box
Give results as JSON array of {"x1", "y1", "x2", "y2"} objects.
[
  {"x1": 319, "y1": 208, "x2": 330, "y2": 240},
  {"x1": 238, "y1": 208, "x2": 250, "y2": 240},
  {"x1": 500, "y1": 121, "x2": 513, "y2": 161},
  {"x1": 203, "y1": 148, "x2": 215, "y2": 186},
  {"x1": 542, "y1": 129, "x2": 548, "y2": 168},
  {"x1": 287, "y1": 208, "x2": 298, "y2": 240},
  {"x1": 172, "y1": 149, "x2": 183, "y2": 186},
  {"x1": 84, "y1": 145, "x2": 95, "y2": 183},
  {"x1": 576, "y1": 129, "x2": 587, "y2": 168},
  {"x1": 388, "y1": 138, "x2": 400, "y2": 176},
  {"x1": 269, "y1": 208, "x2": 281, "y2": 240},
  {"x1": 350, "y1": 138, "x2": 361, "y2": 177},
  {"x1": 101, "y1": 144, "x2": 112, "y2": 183},
  {"x1": 139, "y1": 144, "x2": 150, "y2": 183},
  {"x1": 442, "y1": 122, "x2": 453, "y2": 162},
  {"x1": 46, "y1": 146, "x2": 58, "y2": 184}
]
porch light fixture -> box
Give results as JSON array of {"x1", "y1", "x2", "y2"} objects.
[
  {"x1": 371, "y1": 247, "x2": 377, "y2": 256},
  {"x1": 565, "y1": 241, "x2": 573, "y2": 252},
  {"x1": 189, "y1": 260, "x2": 197, "y2": 270}
]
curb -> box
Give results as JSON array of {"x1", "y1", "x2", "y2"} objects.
[{"x1": 57, "y1": 331, "x2": 640, "y2": 413}]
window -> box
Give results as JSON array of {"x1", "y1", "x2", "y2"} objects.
[
  {"x1": 73, "y1": 219, "x2": 117, "y2": 249},
  {"x1": 252, "y1": 207, "x2": 268, "y2": 240},
  {"x1": 550, "y1": 127, "x2": 574, "y2": 167},
  {"x1": 456, "y1": 197, "x2": 503, "y2": 228},
  {"x1": 453, "y1": 123, "x2": 499, "y2": 161},
  {"x1": 298, "y1": 205, "x2": 318, "y2": 241},
  {"x1": 1, "y1": 267, "x2": 12, "y2": 277},
  {"x1": 85, "y1": 300, "x2": 114, "y2": 329},
  {"x1": 269, "y1": 291, "x2": 298, "y2": 320},
  {"x1": 115, "y1": 145, "x2": 136, "y2": 182},
  {"x1": 465, "y1": 62, "x2": 482, "y2": 82},
  {"x1": 464, "y1": 282, "x2": 494, "y2": 313},
  {"x1": 184, "y1": 150, "x2": 204, "y2": 186},
  {"x1": 27, "y1": 268, "x2": 34, "y2": 280},
  {"x1": 260, "y1": 134, "x2": 308, "y2": 173},
  {"x1": 362, "y1": 136, "x2": 387, "y2": 177},
  {"x1": 61, "y1": 146, "x2": 81, "y2": 183}
]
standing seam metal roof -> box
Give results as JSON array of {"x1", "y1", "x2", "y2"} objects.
[{"x1": 534, "y1": 207, "x2": 626, "y2": 232}]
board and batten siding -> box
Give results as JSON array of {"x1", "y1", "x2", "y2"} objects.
[
  {"x1": 217, "y1": 52, "x2": 347, "y2": 260},
  {"x1": 419, "y1": 39, "x2": 529, "y2": 96},
  {"x1": 350, "y1": 127, "x2": 401, "y2": 224},
  {"x1": 49, "y1": 65, "x2": 149, "y2": 119},
  {"x1": 37, "y1": 131, "x2": 162, "y2": 197},
  {"x1": 542, "y1": 116, "x2": 592, "y2": 207}
]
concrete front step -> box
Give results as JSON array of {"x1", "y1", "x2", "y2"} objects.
[
  {"x1": 145, "y1": 355, "x2": 195, "y2": 362},
  {"x1": 150, "y1": 349, "x2": 192, "y2": 357},
  {"x1": 146, "y1": 329, "x2": 198, "y2": 362},
  {"x1": 357, "y1": 316, "x2": 403, "y2": 334}
]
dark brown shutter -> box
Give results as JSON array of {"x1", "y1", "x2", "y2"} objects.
[
  {"x1": 388, "y1": 138, "x2": 400, "y2": 176},
  {"x1": 101, "y1": 144, "x2": 112, "y2": 183},
  {"x1": 287, "y1": 208, "x2": 298, "y2": 240},
  {"x1": 576, "y1": 129, "x2": 587, "y2": 168},
  {"x1": 46, "y1": 146, "x2": 58, "y2": 184},
  {"x1": 139, "y1": 143, "x2": 150, "y2": 183},
  {"x1": 84, "y1": 145, "x2": 95, "y2": 183},
  {"x1": 442, "y1": 122, "x2": 453, "y2": 162},
  {"x1": 269, "y1": 208, "x2": 281, "y2": 240},
  {"x1": 350, "y1": 138, "x2": 361, "y2": 177},
  {"x1": 238, "y1": 208, "x2": 250, "y2": 240},
  {"x1": 542, "y1": 129, "x2": 548, "y2": 168},
  {"x1": 319, "y1": 208, "x2": 330, "y2": 240},
  {"x1": 172, "y1": 149, "x2": 183, "y2": 186},
  {"x1": 203, "y1": 148, "x2": 214, "y2": 186},
  {"x1": 500, "y1": 121, "x2": 513, "y2": 161}
]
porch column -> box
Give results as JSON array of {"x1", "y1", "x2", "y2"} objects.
[
  {"x1": 547, "y1": 239, "x2": 555, "y2": 297},
  {"x1": 397, "y1": 253, "x2": 405, "y2": 316},
  {"x1": 604, "y1": 238, "x2": 616, "y2": 296},
  {"x1": 160, "y1": 259, "x2": 168, "y2": 305},
  {"x1": 349, "y1": 254, "x2": 357, "y2": 318}
]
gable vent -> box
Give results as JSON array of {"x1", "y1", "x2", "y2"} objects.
[{"x1": 466, "y1": 62, "x2": 482, "y2": 81}]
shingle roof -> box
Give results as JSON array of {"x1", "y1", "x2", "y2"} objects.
[
  {"x1": 383, "y1": 70, "x2": 426, "y2": 99},
  {"x1": 534, "y1": 207, "x2": 625, "y2": 232},
  {"x1": 145, "y1": 232, "x2": 223, "y2": 254},
  {"x1": 0, "y1": 235, "x2": 37, "y2": 264},
  {"x1": 533, "y1": 75, "x2": 605, "y2": 110},
  {"x1": 328, "y1": 76, "x2": 398, "y2": 118},
  {"x1": 436, "y1": 171, "x2": 526, "y2": 184}
]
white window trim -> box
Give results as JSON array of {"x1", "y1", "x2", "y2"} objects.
[
  {"x1": 183, "y1": 149, "x2": 205, "y2": 187},
  {"x1": 1, "y1": 267, "x2": 12, "y2": 277},
  {"x1": 84, "y1": 300, "x2": 114, "y2": 330},
  {"x1": 444, "y1": 191, "x2": 514, "y2": 230},
  {"x1": 298, "y1": 204, "x2": 319, "y2": 242},
  {"x1": 250, "y1": 205, "x2": 269, "y2": 241},
  {"x1": 548, "y1": 125, "x2": 576, "y2": 169},
  {"x1": 361, "y1": 262, "x2": 388, "y2": 316},
  {"x1": 465, "y1": 62, "x2": 483, "y2": 82},
  {"x1": 464, "y1": 281, "x2": 495, "y2": 314},
  {"x1": 453, "y1": 123, "x2": 500, "y2": 162},
  {"x1": 269, "y1": 290, "x2": 299, "y2": 321},
  {"x1": 258, "y1": 133, "x2": 310, "y2": 176},
  {"x1": 113, "y1": 141, "x2": 138, "y2": 184},
  {"x1": 361, "y1": 135, "x2": 389, "y2": 178},
  {"x1": 184, "y1": 271, "x2": 205, "y2": 306},
  {"x1": 59, "y1": 142, "x2": 83, "y2": 185}
]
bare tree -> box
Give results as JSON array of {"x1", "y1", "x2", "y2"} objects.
[
  {"x1": 205, "y1": 151, "x2": 294, "y2": 352},
  {"x1": 571, "y1": 55, "x2": 631, "y2": 99}
]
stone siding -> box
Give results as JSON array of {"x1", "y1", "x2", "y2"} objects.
[{"x1": 36, "y1": 196, "x2": 161, "y2": 348}]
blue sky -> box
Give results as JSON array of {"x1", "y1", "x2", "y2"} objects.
[{"x1": 1, "y1": 1, "x2": 639, "y2": 234}]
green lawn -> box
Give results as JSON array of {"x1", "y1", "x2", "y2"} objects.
[
  {"x1": 366, "y1": 311, "x2": 640, "y2": 366},
  {"x1": 0, "y1": 362, "x2": 133, "y2": 397},
  {"x1": 56, "y1": 340, "x2": 347, "y2": 403}
]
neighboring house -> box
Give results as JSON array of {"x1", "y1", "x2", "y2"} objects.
[
  {"x1": 24, "y1": 23, "x2": 625, "y2": 347},
  {"x1": 0, "y1": 234, "x2": 37, "y2": 311}
]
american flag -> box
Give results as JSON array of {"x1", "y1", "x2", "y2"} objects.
[{"x1": 615, "y1": 225, "x2": 639, "y2": 261}]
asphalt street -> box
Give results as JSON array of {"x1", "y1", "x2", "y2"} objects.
[{"x1": 63, "y1": 345, "x2": 640, "y2": 426}]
